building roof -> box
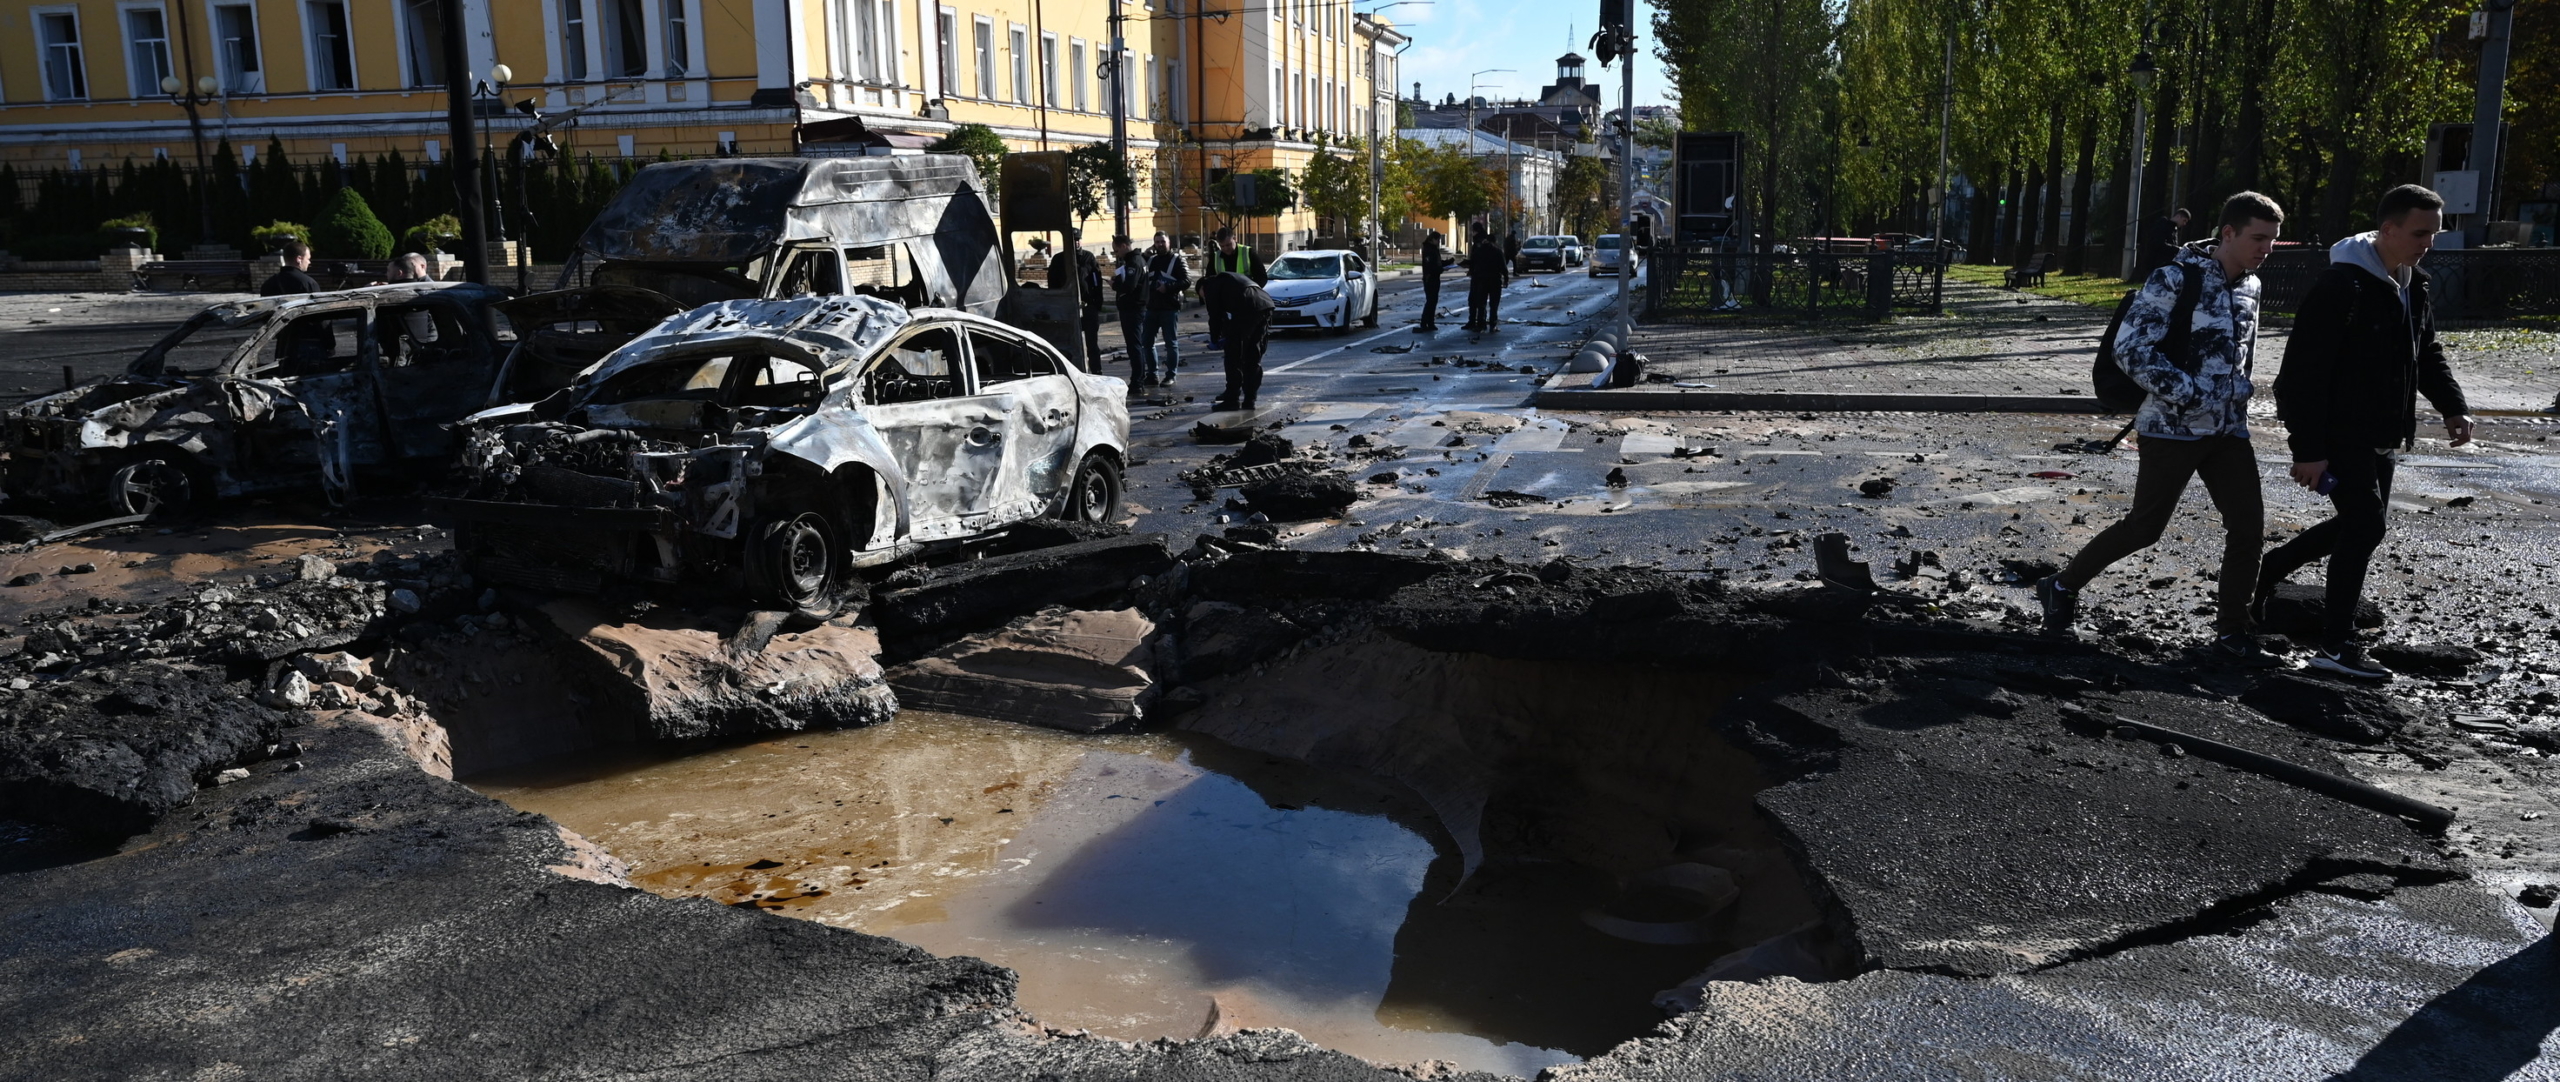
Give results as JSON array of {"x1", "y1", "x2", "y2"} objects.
[{"x1": 1397, "y1": 128, "x2": 1561, "y2": 160}]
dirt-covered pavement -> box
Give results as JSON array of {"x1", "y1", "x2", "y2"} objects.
[{"x1": 1, "y1": 285, "x2": 2555, "y2": 1081}]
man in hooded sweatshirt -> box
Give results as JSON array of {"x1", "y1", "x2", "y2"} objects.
[
  {"x1": 2037, "y1": 191, "x2": 2285, "y2": 666},
  {"x1": 2262, "y1": 184, "x2": 2475, "y2": 681}
]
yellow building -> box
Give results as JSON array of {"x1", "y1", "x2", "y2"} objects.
[{"x1": 0, "y1": 0, "x2": 1404, "y2": 250}]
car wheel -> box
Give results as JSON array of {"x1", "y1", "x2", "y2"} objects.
[
  {"x1": 748, "y1": 510, "x2": 842, "y2": 620},
  {"x1": 1064, "y1": 452, "x2": 1125, "y2": 523},
  {"x1": 107, "y1": 456, "x2": 196, "y2": 519},
  {"x1": 1362, "y1": 296, "x2": 1379, "y2": 328}
]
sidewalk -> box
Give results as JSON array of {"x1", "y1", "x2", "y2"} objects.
[{"x1": 1541, "y1": 277, "x2": 2560, "y2": 414}]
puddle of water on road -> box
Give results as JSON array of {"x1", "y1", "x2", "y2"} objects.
[{"x1": 472, "y1": 712, "x2": 1704, "y2": 1076}]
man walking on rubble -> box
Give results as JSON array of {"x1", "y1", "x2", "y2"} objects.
[
  {"x1": 2037, "y1": 191, "x2": 2286, "y2": 666},
  {"x1": 2258, "y1": 184, "x2": 2475, "y2": 681}
]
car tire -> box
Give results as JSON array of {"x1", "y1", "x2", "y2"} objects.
[
  {"x1": 747, "y1": 510, "x2": 843, "y2": 621},
  {"x1": 107, "y1": 455, "x2": 199, "y2": 520},
  {"x1": 1064, "y1": 452, "x2": 1125, "y2": 523},
  {"x1": 1362, "y1": 295, "x2": 1380, "y2": 328}
]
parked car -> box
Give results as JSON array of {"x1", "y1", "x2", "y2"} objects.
[
  {"x1": 1558, "y1": 235, "x2": 1587, "y2": 267},
  {"x1": 433, "y1": 295, "x2": 1131, "y2": 616},
  {"x1": 1514, "y1": 235, "x2": 1574, "y2": 275},
  {"x1": 1263, "y1": 250, "x2": 1380, "y2": 334},
  {"x1": 2, "y1": 282, "x2": 517, "y2": 517},
  {"x1": 1588, "y1": 234, "x2": 1640, "y2": 278}
]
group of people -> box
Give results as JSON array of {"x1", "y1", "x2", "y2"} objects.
[
  {"x1": 256, "y1": 242, "x2": 438, "y2": 297},
  {"x1": 1074, "y1": 226, "x2": 1274, "y2": 411},
  {"x1": 1416, "y1": 228, "x2": 1519, "y2": 333},
  {"x1": 2039, "y1": 183, "x2": 2473, "y2": 683}
]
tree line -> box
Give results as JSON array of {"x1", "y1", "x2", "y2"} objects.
[{"x1": 1653, "y1": 0, "x2": 2556, "y2": 270}]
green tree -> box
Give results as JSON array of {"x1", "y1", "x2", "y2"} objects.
[
  {"x1": 1299, "y1": 137, "x2": 1369, "y2": 234},
  {"x1": 1554, "y1": 153, "x2": 1612, "y2": 238},
  {"x1": 1654, "y1": 0, "x2": 1840, "y2": 241},
  {"x1": 928, "y1": 123, "x2": 1010, "y2": 188},
  {"x1": 1063, "y1": 142, "x2": 1136, "y2": 227},
  {"x1": 311, "y1": 186, "x2": 394, "y2": 258},
  {"x1": 1409, "y1": 139, "x2": 1503, "y2": 224}
]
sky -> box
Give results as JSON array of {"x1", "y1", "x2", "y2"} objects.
[{"x1": 1370, "y1": 0, "x2": 1674, "y2": 112}]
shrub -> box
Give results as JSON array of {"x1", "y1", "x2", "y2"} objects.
[
  {"x1": 926, "y1": 124, "x2": 1008, "y2": 188},
  {"x1": 98, "y1": 212, "x2": 158, "y2": 251},
  {"x1": 251, "y1": 220, "x2": 311, "y2": 251},
  {"x1": 397, "y1": 213, "x2": 464, "y2": 255},
  {"x1": 310, "y1": 188, "x2": 394, "y2": 259}
]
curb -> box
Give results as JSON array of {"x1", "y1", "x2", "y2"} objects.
[{"x1": 1532, "y1": 371, "x2": 2109, "y2": 414}]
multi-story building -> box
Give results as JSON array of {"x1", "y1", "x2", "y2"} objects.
[{"x1": 0, "y1": 0, "x2": 1405, "y2": 254}]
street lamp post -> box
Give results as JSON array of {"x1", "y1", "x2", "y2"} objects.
[
  {"x1": 2118, "y1": 50, "x2": 2155, "y2": 281},
  {"x1": 159, "y1": 74, "x2": 222, "y2": 248},
  {"x1": 1105, "y1": 0, "x2": 1131, "y2": 237},
  {"x1": 472, "y1": 65, "x2": 514, "y2": 288},
  {"x1": 1467, "y1": 69, "x2": 1512, "y2": 249}
]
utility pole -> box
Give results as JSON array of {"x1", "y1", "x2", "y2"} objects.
[
  {"x1": 439, "y1": 0, "x2": 487, "y2": 285},
  {"x1": 1107, "y1": 0, "x2": 1132, "y2": 237},
  {"x1": 1613, "y1": 23, "x2": 1634, "y2": 343},
  {"x1": 1930, "y1": 19, "x2": 1951, "y2": 311},
  {"x1": 2119, "y1": 49, "x2": 2156, "y2": 280},
  {"x1": 1369, "y1": 121, "x2": 1383, "y2": 269},
  {"x1": 2466, "y1": 0, "x2": 2515, "y2": 245}
]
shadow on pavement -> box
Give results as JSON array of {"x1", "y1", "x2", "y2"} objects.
[{"x1": 2328, "y1": 927, "x2": 2559, "y2": 1081}]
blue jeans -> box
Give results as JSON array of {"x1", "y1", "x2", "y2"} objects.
[{"x1": 1137, "y1": 308, "x2": 1182, "y2": 383}]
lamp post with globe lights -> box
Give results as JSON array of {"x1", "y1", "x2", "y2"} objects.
[{"x1": 159, "y1": 74, "x2": 222, "y2": 247}]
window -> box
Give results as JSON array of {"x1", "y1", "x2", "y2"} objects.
[
  {"x1": 776, "y1": 248, "x2": 845, "y2": 295},
  {"x1": 664, "y1": 0, "x2": 690, "y2": 77},
  {"x1": 392, "y1": 0, "x2": 442, "y2": 87},
  {"x1": 972, "y1": 17, "x2": 993, "y2": 99},
  {"x1": 1144, "y1": 56, "x2": 1156, "y2": 120},
  {"x1": 1008, "y1": 24, "x2": 1027, "y2": 104},
  {"x1": 1040, "y1": 32, "x2": 1057, "y2": 106},
  {"x1": 845, "y1": 0, "x2": 899, "y2": 85},
  {"x1": 265, "y1": 311, "x2": 368, "y2": 378},
  {"x1": 125, "y1": 7, "x2": 173, "y2": 98},
  {"x1": 1069, "y1": 39, "x2": 1086, "y2": 111},
  {"x1": 307, "y1": 0, "x2": 358, "y2": 90},
  {"x1": 212, "y1": 2, "x2": 261, "y2": 93},
  {"x1": 936, "y1": 7, "x2": 958, "y2": 96},
  {"x1": 602, "y1": 0, "x2": 647, "y2": 78},
  {"x1": 868, "y1": 327, "x2": 964, "y2": 404},
  {"x1": 968, "y1": 329, "x2": 1057, "y2": 385},
  {"x1": 561, "y1": 0, "x2": 589, "y2": 80},
  {"x1": 36, "y1": 10, "x2": 87, "y2": 101}
]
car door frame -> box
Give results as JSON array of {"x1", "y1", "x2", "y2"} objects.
[
  {"x1": 853, "y1": 319, "x2": 1011, "y2": 542},
  {"x1": 222, "y1": 298, "x2": 391, "y2": 489},
  {"x1": 960, "y1": 321, "x2": 1082, "y2": 520}
]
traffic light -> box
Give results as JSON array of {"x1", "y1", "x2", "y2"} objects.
[{"x1": 1593, "y1": 0, "x2": 1629, "y2": 65}]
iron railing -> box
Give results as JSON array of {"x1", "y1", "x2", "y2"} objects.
[
  {"x1": 1642, "y1": 247, "x2": 1943, "y2": 321},
  {"x1": 2254, "y1": 247, "x2": 2560, "y2": 320}
]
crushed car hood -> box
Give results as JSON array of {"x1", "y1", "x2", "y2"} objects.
[{"x1": 574, "y1": 294, "x2": 917, "y2": 393}]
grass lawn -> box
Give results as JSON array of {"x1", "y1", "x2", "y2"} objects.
[{"x1": 1945, "y1": 263, "x2": 2136, "y2": 309}]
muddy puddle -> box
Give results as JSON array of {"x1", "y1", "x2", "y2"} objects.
[{"x1": 475, "y1": 711, "x2": 1722, "y2": 1075}]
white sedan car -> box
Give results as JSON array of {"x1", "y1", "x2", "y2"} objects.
[
  {"x1": 437, "y1": 294, "x2": 1130, "y2": 617},
  {"x1": 1263, "y1": 250, "x2": 1380, "y2": 334},
  {"x1": 1588, "y1": 234, "x2": 1639, "y2": 278}
]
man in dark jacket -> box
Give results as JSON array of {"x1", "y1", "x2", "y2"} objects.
[
  {"x1": 2134, "y1": 208, "x2": 2190, "y2": 282},
  {"x1": 260, "y1": 241, "x2": 321, "y2": 296},
  {"x1": 1417, "y1": 230, "x2": 1448, "y2": 333},
  {"x1": 1109, "y1": 234, "x2": 1147, "y2": 383},
  {"x1": 1202, "y1": 226, "x2": 1267, "y2": 349},
  {"x1": 1074, "y1": 245, "x2": 1106, "y2": 364},
  {"x1": 2263, "y1": 184, "x2": 2474, "y2": 681},
  {"x1": 1466, "y1": 230, "x2": 1507, "y2": 330},
  {"x1": 1134, "y1": 231, "x2": 1190, "y2": 387},
  {"x1": 1199, "y1": 271, "x2": 1275, "y2": 411}
]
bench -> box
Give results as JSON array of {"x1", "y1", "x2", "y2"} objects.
[
  {"x1": 2004, "y1": 252, "x2": 2053, "y2": 289},
  {"x1": 135, "y1": 259, "x2": 252, "y2": 291}
]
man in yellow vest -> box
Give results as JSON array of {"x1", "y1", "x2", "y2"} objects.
[{"x1": 1204, "y1": 225, "x2": 1268, "y2": 349}]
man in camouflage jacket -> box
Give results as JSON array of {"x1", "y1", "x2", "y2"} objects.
[{"x1": 2038, "y1": 192, "x2": 2286, "y2": 666}]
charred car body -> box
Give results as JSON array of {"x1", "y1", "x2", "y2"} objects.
[
  {"x1": 433, "y1": 295, "x2": 1129, "y2": 615},
  {"x1": 560, "y1": 156, "x2": 1010, "y2": 317},
  {"x1": 3, "y1": 282, "x2": 516, "y2": 515}
]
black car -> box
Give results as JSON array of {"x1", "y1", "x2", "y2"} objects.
[{"x1": 1514, "y1": 235, "x2": 1573, "y2": 274}]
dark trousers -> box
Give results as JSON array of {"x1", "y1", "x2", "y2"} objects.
[
  {"x1": 1466, "y1": 276, "x2": 1496, "y2": 326},
  {"x1": 1482, "y1": 276, "x2": 1505, "y2": 323},
  {"x1": 1116, "y1": 304, "x2": 1143, "y2": 379},
  {"x1": 1219, "y1": 313, "x2": 1270, "y2": 407},
  {"x1": 2260, "y1": 448, "x2": 2395, "y2": 647},
  {"x1": 1080, "y1": 312, "x2": 1102, "y2": 365},
  {"x1": 1420, "y1": 274, "x2": 1442, "y2": 328},
  {"x1": 1207, "y1": 302, "x2": 1233, "y2": 346},
  {"x1": 2059, "y1": 434, "x2": 2263, "y2": 635}
]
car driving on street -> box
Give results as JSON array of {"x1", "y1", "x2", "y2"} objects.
[
  {"x1": 433, "y1": 294, "x2": 1130, "y2": 617},
  {"x1": 1514, "y1": 235, "x2": 1574, "y2": 275},
  {"x1": 1588, "y1": 234, "x2": 1639, "y2": 278},
  {"x1": 1263, "y1": 250, "x2": 1380, "y2": 334}
]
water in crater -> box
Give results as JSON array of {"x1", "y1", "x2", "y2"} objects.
[{"x1": 474, "y1": 711, "x2": 1720, "y2": 1076}]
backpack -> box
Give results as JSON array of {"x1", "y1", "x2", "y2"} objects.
[{"x1": 2092, "y1": 265, "x2": 2205, "y2": 413}]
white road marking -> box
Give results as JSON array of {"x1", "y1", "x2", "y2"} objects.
[{"x1": 1264, "y1": 326, "x2": 1413, "y2": 372}]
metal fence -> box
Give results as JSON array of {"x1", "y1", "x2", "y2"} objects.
[
  {"x1": 2254, "y1": 247, "x2": 2560, "y2": 320},
  {"x1": 1642, "y1": 247, "x2": 1943, "y2": 321}
]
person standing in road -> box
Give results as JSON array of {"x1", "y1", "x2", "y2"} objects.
[
  {"x1": 1503, "y1": 229, "x2": 1522, "y2": 277},
  {"x1": 1461, "y1": 230, "x2": 1490, "y2": 330},
  {"x1": 1418, "y1": 230, "x2": 1448, "y2": 332},
  {"x1": 1135, "y1": 231, "x2": 1190, "y2": 387},
  {"x1": 1200, "y1": 271, "x2": 1274, "y2": 411},
  {"x1": 2260, "y1": 184, "x2": 2475, "y2": 681},
  {"x1": 1074, "y1": 244, "x2": 1106, "y2": 365},
  {"x1": 1467, "y1": 229, "x2": 1507, "y2": 330},
  {"x1": 1109, "y1": 235, "x2": 1147, "y2": 386},
  {"x1": 260, "y1": 241, "x2": 321, "y2": 296},
  {"x1": 2135, "y1": 207, "x2": 2191, "y2": 282},
  {"x1": 1203, "y1": 226, "x2": 1267, "y2": 349},
  {"x1": 2038, "y1": 191, "x2": 2287, "y2": 666}
]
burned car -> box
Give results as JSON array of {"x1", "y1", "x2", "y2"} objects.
[
  {"x1": 432, "y1": 294, "x2": 1129, "y2": 616},
  {"x1": 3, "y1": 282, "x2": 515, "y2": 516}
]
